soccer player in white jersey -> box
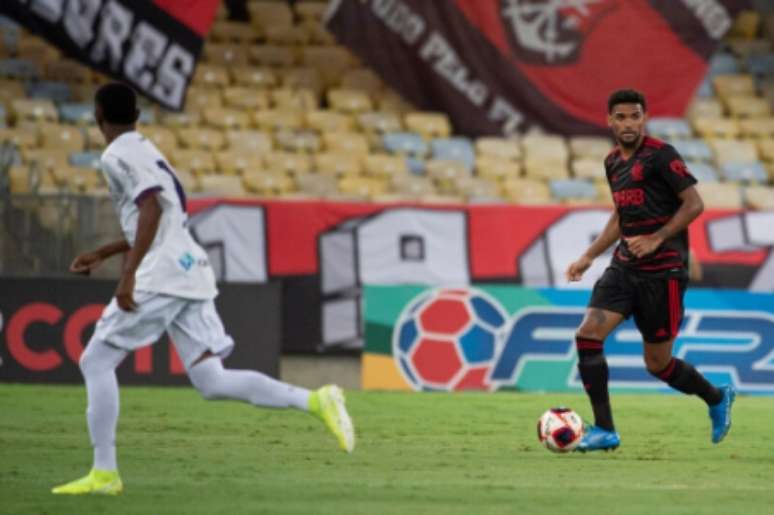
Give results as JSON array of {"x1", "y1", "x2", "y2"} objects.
[{"x1": 52, "y1": 83, "x2": 355, "y2": 496}]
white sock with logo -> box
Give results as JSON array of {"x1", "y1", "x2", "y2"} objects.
[
  {"x1": 79, "y1": 340, "x2": 128, "y2": 472},
  {"x1": 188, "y1": 357, "x2": 310, "y2": 410}
]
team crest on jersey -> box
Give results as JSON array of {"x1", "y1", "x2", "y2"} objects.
[
  {"x1": 178, "y1": 252, "x2": 194, "y2": 271},
  {"x1": 500, "y1": 0, "x2": 619, "y2": 64},
  {"x1": 631, "y1": 161, "x2": 644, "y2": 181}
]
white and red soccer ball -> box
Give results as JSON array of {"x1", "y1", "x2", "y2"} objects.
[
  {"x1": 537, "y1": 407, "x2": 584, "y2": 453},
  {"x1": 393, "y1": 288, "x2": 509, "y2": 391}
]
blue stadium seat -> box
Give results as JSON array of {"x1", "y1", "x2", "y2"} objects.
[
  {"x1": 694, "y1": 73, "x2": 714, "y2": 97},
  {"x1": 59, "y1": 103, "x2": 94, "y2": 125},
  {"x1": 708, "y1": 52, "x2": 740, "y2": 76},
  {"x1": 671, "y1": 139, "x2": 713, "y2": 162},
  {"x1": 686, "y1": 162, "x2": 719, "y2": 183},
  {"x1": 69, "y1": 151, "x2": 102, "y2": 169},
  {"x1": 406, "y1": 157, "x2": 425, "y2": 175},
  {"x1": 0, "y1": 58, "x2": 40, "y2": 80},
  {"x1": 26, "y1": 81, "x2": 72, "y2": 103},
  {"x1": 746, "y1": 54, "x2": 774, "y2": 77},
  {"x1": 138, "y1": 109, "x2": 156, "y2": 125},
  {"x1": 549, "y1": 179, "x2": 597, "y2": 200},
  {"x1": 431, "y1": 137, "x2": 475, "y2": 172},
  {"x1": 383, "y1": 132, "x2": 428, "y2": 157},
  {"x1": 646, "y1": 117, "x2": 693, "y2": 140},
  {"x1": 721, "y1": 161, "x2": 768, "y2": 184}
]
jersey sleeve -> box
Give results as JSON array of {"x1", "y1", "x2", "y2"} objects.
[
  {"x1": 101, "y1": 153, "x2": 162, "y2": 204},
  {"x1": 657, "y1": 145, "x2": 697, "y2": 194}
]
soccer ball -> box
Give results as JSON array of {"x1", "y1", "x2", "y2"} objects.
[
  {"x1": 537, "y1": 407, "x2": 584, "y2": 453},
  {"x1": 392, "y1": 288, "x2": 508, "y2": 391}
]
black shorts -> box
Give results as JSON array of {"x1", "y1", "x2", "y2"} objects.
[{"x1": 589, "y1": 266, "x2": 687, "y2": 343}]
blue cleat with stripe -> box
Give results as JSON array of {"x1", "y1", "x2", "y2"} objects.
[
  {"x1": 709, "y1": 385, "x2": 736, "y2": 444},
  {"x1": 575, "y1": 425, "x2": 620, "y2": 452}
]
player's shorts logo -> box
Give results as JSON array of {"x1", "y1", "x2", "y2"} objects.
[{"x1": 500, "y1": 0, "x2": 619, "y2": 64}]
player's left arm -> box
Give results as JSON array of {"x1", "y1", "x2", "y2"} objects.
[{"x1": 115, "y1": 192, "x2": 162, "y2": 311}]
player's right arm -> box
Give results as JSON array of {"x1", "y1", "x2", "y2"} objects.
[
  {"x1": 69, "y1": 239, "x2": 130, "y2": 275},
  {"x1": 566, "y1": 211, "x2": 620, "y2": 281}
]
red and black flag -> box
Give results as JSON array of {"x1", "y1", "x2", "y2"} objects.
[
  {"x1": 0, "y1": 0, "x2": 220, "y2": 110},
  {"x1": 327, "y1": 0, "x2": 750, "y2": 136}
]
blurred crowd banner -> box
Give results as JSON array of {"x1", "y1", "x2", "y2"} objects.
[
  {"x1": 327, "y1": 0, "x2": 749, "y2": 136},
  {"x1": 362, "y1": 284, "x2": 774, "y2": 394},
  {"x1": 0, "y1": 0, "x2": 220, "y2": 110},
  {"x1": 0, "y1": 278, "x2": 281, "y2": 384},
  {"x1": 187, "y1": 199, "x2": 774, "y2": 351}
]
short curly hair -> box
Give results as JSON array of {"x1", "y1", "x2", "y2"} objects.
[
  {"x1": 607, "y1": 89, "x2": 647, "y2": 114},
  {"x1": 95, "y1": 82, "x2": 139, "y2": 124}
]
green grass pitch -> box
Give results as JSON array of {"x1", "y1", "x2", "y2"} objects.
[{"x1": 1, "y1": 384, "x2": 772, "y2": 515}]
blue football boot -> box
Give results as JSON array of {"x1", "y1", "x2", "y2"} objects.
[
  {"x1": 575, "y1": 425, "x2": 621, "y2": 452},
  {"x1": 709, "y1": 385, "x2": 736, "y2": 444}
]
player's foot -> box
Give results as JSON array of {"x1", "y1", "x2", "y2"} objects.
[
  {"x1": 575, "y1": 426, "x2": 620, "y2": 452},
  {"x1": 51, "y1": 469, "x2": 123, "y2": 495},
  {"x1": 709, "y1": 385, "x2": 736, "y2": 444},
  {"x1": 309, "y1": 385, "x2": 355, "y2": 453}
]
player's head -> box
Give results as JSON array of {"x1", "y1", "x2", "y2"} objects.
[
  {"x1": 607, "y1": 89, "x2": 647, "y2": 150},
  {"x1": 94, "y1": 82, "x2": 140, "y2": 140}
]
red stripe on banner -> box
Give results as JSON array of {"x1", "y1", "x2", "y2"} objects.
[
  {"x1": 690, "y1": 211, "x2": 766, "y2": 266},
  {"x1": 153, "y1": 0, "x2": 220, "y2": 37}
]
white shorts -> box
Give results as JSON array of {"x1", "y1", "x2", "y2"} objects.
[{"x1": 91, "y1": 291, "x2": 235, "y2": 370}]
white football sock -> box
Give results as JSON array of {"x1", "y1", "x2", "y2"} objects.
[
  {"x1": 78, "y1": 340, "x2": 128, "y2": 472},
  {"x1": 188, "y1": 357, "x2": 310, "y2": 410}
]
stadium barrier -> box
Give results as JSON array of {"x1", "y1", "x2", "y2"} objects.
[{"x1": 0, "y1": 277, "x2": 281, "y2": 385}]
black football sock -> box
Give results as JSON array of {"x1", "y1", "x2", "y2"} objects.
[
  {"x1": 652, "y1": 357, "x2": 723, "y2": 406},
  {"x1": 576, "y1": 337, "x2": 615, "y2": 431}
]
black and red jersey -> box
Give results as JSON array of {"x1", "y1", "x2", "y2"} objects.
[{"x1": 605, "y1": 136, "x2": 697, "y2": 275}]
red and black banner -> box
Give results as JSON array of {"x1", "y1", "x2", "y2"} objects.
[
  {"x1": 326, "y1": 0, "x2": 749, "y2": 136},
  {"x1": 0, "y1": 0, "x2": 220, "y2": 110},
  {"x1": 0, "y1": 278, "x2": 281, "y2": 384}
]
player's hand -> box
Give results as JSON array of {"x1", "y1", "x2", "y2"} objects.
[
  {"x1": 70, "y1": 251, "x2": 103, "y2": 275},
  {"x1": 624, "y1": 234, "x2": 664, "y2": 258},
  {"x1": 115, "y1": 273, "x2": 137, "y2": 312},
  {"x1": 566, "y1": 255, "x2": 593, "y2": 282}
]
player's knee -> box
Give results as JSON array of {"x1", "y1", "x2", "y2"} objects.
[
  {"x1": 188, "y1": 360, "x2": 225, "y2": 401},
  {"x1": 644, "y1": 354, "x2": 670, "y2": 375}
]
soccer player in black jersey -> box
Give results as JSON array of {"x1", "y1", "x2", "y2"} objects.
[{"x1": 566, "y1": 89, "x2": 735, "y2": 451}]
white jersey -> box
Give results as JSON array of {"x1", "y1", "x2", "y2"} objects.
[{"x1": 100, "y1": 131, "x2": 217, "y2": 300}]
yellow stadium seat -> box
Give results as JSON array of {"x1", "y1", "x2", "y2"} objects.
[
  {"x1": 253, "y1": 110, "x2": 304, "y2": 131},
  {"x1": 338, "y1": 176, "x2": 387, "y2": 197},
  {"x1": 757, "y1": 139, "x2": 774, "y2": 163},
  {"x1": 302, "y1": 46, "x2": 356, "y2": 87},
  {"x1": 0, "y1": 80, "x2": 26, "y2": 108},
  {"x1": 306, "y1": 110, "x2": 354, "y2": 132},
  {"x1": 728, "y1": 10, "x2": 760, "y2": 39},
  {"x1": 11, "y1": 99, "x2": 58, "y2": 124},
  {"x1": 203, "y1": 108, "x2": 251, "y2": 130},
  {"x1": 67, "y1": 167, "x2": 104, "y2": 194},
  {"x1": 177, "y1": 127, "x2": 226, "y2": 151},
  {"x1": 222, "y1": 87, "x2": 271, "y2": 110},
  {"x1": 265, "y1": 25, "x2": 312, "y2": 46},
  {"x1": 727, "y1": 38, "x2": 771, "y2": 58},
  {"x1": 709, "y1": 139, "x2": 759, "y2": 165},
  {"x1": 17, "y1": 37, "x2": 59, "y2": 63},
  {"x1": 204, "y1": 43, "x2": 250, "y2": 66},
  {"x1": 502, "y1": 178, "x2": 553, "y2": 205},
  {"x1": 687, "y1": 98, "x2": 724, "y2": 120},
  {"x1": 159, "y1": 109, "x2": 201, "y2": 128},
  {"x1": 45, "y1": 59, "x2": 92, "y2": 83},
  {"x1": 296, "y1": 173, "x2": 338, "y2": 197},
  {"x1": 724, "y1": 96, "x2": 772, "y2": 119},
  {"x1": 476, "y1": 155, "x2": 521, "y2": 181},
  {"x1": 39, "y1": 123, "x2": 85, "y2": 153},
  {"x1": 569, "y1": 136, "x2": 613, "y2": 160},
  {"x1": 475, "y1": 137, "x2": 522, "y2": 161},
  {"x1": 328, "y1": 89, "x2": 374, "y2": 113},
  {"x1": 456, "y1": 176, "x2": 501, "y2": 200},
  {"x1": 404, "y1": 111, "x2": 451, "y2": 139},
  {"x1": 208, "y1": 21, "x2": 257, "y2": 44},
  {"x1": 745, "y1": 185, "x2": 774, "y2": 210},
  {"x1": 264, "y1": 152, "x2": 312, "y2": 175},
  {"x1": 185, "y1": 86, "x2": 223, "y2": 112},
  {"x1": 322, "y1": 132, "x2": 369, "y2": 155},
  {"x1": 249, "y1": 2, "x2": 294, "y2": 32},
  {"x1": 740, "y1": 119, "x2": 774, "y2": 139},
  {"x1": 340, "y1": 68, "x2": 383, "y2": 95},
  {"x1": 141, "y1": 126, "x2": 178, "y2": 155},
  {"x1": 696, "y1": 182, "x2": 742, "y2": 208},
  {"x1": 522, "y1": 134, "x2": 568, "y2": 161},
  {"x1": 713, "y1": 74, "x2": 756, "y2": 99},
  {"x1": 8, "y1": 165, "x2": 35, "y2": 194},
  {"x1": 271, "y1": 88, "x2": 319, "y2": 110},
  {"x1": 243, "y1": 171, "x2": 296, "y2": 196},
  {"x1": 193, "y1": 64, "x2": 230, "y2": 88},
  {"x1": 225, "y1": 130, "x2": 273, "y2": 153},
  {"x1": 314, "y1": 152, "x2": 362, "y2": 177},
  {"x1": 0, "y1": 126, "x2": 39, "y2": 149},
  {"x1": 83, "y1": 125, "x2": 105, "y2": 150},
  {"x1": 274, "y1": 129, "x2": 321, "y2": 153},
  {"x1": 692, "y1": 117, "x2": 741, "y2": 139},
  {"x1": 295, "y1": 1, "x2": 328, "y2": 21},
  {"x1": 426, "y1": 159, "x2": 469, "y2": 193},
  {"x1": 357, "y1": 111, "x2": 403, "y2": 134},
  {"x1": 231, "y1": 67, "x2": 278, "y2": 88},
  {"x1": 249, "y1": 45, "x2": 296, "y2": 68},
  {"x1": 524, "y1": 157, "x2": 570, "y2": 181},
  {"x1": 572, "y1": 158, "x2": 606, "y2": 180},
  {"x1": 174, "y1": 168, "x2": 200, "y2": 193},
  {"x1": 302, "y1": 18, "x2": 336, "y2": 45},
  {"x1": 364, "y1": 153, "x2": 409, "y2": 178},
  {"x1": 170, "y1": 149, "x2": 217, "y2": 175},
  {"x1": 375, "y1": 90, "x2": 415, "y2": 114},
  {"x1": 391, "y1": 174, "x2": 436, "y2": 198},
  {"x1": 281, "y1": 68, "x2": 323, "y2": 95},
  {"x1": 199, "y1": 175, "x2": 247, "y2": 196},
  {"x1": 215, "y1": 152, "x2": 263, "y2": 175}
]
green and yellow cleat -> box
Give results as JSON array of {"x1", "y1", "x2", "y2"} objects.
[
  {"x1": 52, "y1": 469, "x2": 123, "y2": 495},
  {"x1": 309, "y1": 385, "x2": 355, "y2": 453}
]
